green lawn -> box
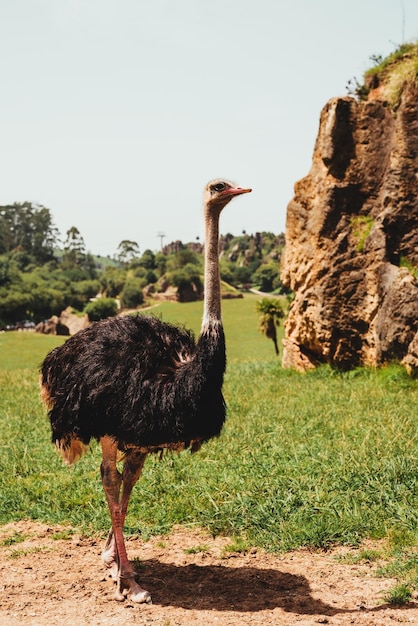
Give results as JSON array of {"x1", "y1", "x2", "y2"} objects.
[
  {"x1": 139, "y1": 293, "x2": 285, "y2": 362},
  {"x1": 0, "y1": 294, "x2": 282, "y2": 370},
  {"x1": 0, "y1": 297, "x2": 417, "y2": 598}
]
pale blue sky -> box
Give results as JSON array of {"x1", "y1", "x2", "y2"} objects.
[{"x1": 1, "y1": 0, "x2": 417, "y2": 256}]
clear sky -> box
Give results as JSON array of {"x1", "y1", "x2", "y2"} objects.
[{"x1": 1, "y1": 0, "x2": 417, "y2": 257}]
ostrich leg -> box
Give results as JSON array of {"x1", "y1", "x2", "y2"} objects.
[{"x1": 100, "y1": 436, "x2": 150, "y2": 603}]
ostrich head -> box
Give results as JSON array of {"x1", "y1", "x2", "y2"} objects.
[{"x1": 204, "y1": 179, "x2": 252, "y2": 215}]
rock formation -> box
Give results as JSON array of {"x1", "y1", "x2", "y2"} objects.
[
  {"x1": 36, "y1": 308, "x2": 89, "y2": 336},
  {"x1": 281, "y1": 50, "x2": 418, "y2": 374}
]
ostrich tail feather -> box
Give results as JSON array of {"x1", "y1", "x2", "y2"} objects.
[{"x1": 56, "y1": 437, "x2": 88, "y2": 465}]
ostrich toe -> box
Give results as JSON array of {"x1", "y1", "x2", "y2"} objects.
[{"x1": 115, "y1": 575, "x2": 152, "y2": 603}]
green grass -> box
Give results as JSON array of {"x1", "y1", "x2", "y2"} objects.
[
  {"x1": 0, "y1": 300, "x2": 417, "y2": 599},
  {"x1": 0, "y1": 294, "x2": 282, "y2": 370},
  {"x1": 350, "y1": 215, "x2": 374, "y2": 252},
  {"x1": 383, "y1": 583, "x2": 413, "y2": 605},
  {"x1": 141, "y1": 293, "x2": 285, "y2": 362},
  {"x1": 0, "y1": 331, "x2": 66, "y2": 371},
  {"x1": 183, "y1": 544, "x2": 211, "y2": 555},
  {"x1": 350, "y1": 42, "x2": 418, "y2": 107}
]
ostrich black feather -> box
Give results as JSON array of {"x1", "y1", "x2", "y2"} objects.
[{"x1": 41, "y1": 314, "x2": 226, "y2": 453}]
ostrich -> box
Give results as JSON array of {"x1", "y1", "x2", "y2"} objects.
[{"x1": 40, "y1": 179, "x2": 251, "y2": 604}]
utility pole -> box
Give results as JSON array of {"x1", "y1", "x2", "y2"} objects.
[{"x1": 157, "y1": 232, "x2": 166, "y2": 250}]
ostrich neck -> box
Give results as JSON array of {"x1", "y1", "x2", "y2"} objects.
[{"x1": 201, "y1": 211, "x2": 221, "y2": 330}]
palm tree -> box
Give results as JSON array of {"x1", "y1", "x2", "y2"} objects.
[{"x1": 256, "y1": 298, "x2": 285, "y2": 356}]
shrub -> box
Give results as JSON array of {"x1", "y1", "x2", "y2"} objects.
[
  {"x1": 219, "y1": 263, "x2": 234, "y2": 285},
  {"x1": 84, "y1": 298, "x2": 118, "y2": 321},
  {"x1": 167, "y1": 249, "x2": 201, "y2": 271},
  {"x1": 120, "y1": 279, "x2": 145, "y2": 309},
  {"x1": 233, "y1": 265, "x2": 252, "y2": 286},
  {"x1": 252, "y1": 263, "x2": 280, "y2": 292},
  {"x1": 99, "y1": 267, "x2": 127, "y2": 298},
  {"x1": 351, "y1": 215, "x2": 374, "y2": 252},
  {"x1": 168, "y1": 266, "x2": 203, "y2": 302}
]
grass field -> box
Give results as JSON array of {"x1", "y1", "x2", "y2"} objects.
[{"x1": 0, "y1": 295, "x2": 417, "y2": 599}]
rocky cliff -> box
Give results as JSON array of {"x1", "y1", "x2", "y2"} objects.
[{"x1": 281, "y1": 47, "x2": 418, "y2": 374}]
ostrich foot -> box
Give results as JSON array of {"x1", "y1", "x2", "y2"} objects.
[
  {"x1": 101, "y1": 533, "x2": 151, "y2": 603},
  {"x1": 115, "y1": 574, "x2": 152, "y2": 604}
]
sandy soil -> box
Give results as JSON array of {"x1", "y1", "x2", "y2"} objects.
[{"x1": 0, "y1": 521, "x2": 416, "y2": 626}]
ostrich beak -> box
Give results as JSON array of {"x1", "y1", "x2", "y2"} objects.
[{"x1": 221, "y1": 186, "x2": 252, "y2": 198}]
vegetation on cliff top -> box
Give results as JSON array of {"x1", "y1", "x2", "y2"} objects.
[{"x1": 348, "y1": 41, "x2": 418, "y2": 106}]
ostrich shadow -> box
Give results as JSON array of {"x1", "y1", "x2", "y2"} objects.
[{"x1": 135, "y1": 559, "x2": 355, "y2": 616}]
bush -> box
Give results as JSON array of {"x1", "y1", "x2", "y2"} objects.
[
  {"x1": 99, "y1": 267, "x2": 127, "y2": 298},
  {"x1": 84, "y1": 298, "x2": 118, "y2": 321},
  {"x1": 167, "y1": 249, "x2": 201, "y2": 271},
  {"x1": 220, "y1": 264, "x2": 234, "y2": 285},
  {"x1": 0, "y1": 289, "x2": 31, "y2": 324},
  {"x1": 66, "y1": 279, "x2": 101, "y2": 311},
  {"x1": 168, "y1": 265, "x2": 203, "y2": 302},
  {"x1": 145, "y1": 269, "x2": 158, "y2": 284},
  {"x1": 138, "y1": 249, "x2": 156, "y2": 269},
  {"x1": 233, "y1": 265, "x2": 252, "y2": 286},
  {"x1": 252, "y1": 262, "x2": 280, "y2": 292},
  {"x1": 120, "y1": 279, "x2": 145, "y2": 309}
]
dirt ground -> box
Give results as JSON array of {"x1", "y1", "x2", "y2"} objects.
[{"x1": 0, "y1": 521, "x2": 416, "y2": 626}]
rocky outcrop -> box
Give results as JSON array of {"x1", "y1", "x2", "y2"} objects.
[
  {"x1": 35, "y1": 316, "x2": 70, "y2": 335},
  {"x1": 59, "y1": 307, "x2": 90, "y2": 335},
  {"x1": 36, "y1": 308, "x2": 89, "y2": 336},
  {"x1": 281, "y1": 87, "x2": 418, "y2": 373}
]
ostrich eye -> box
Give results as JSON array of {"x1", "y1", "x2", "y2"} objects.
[{"x1": 211, "y1": 182, "x2": 227, "y2": 193}]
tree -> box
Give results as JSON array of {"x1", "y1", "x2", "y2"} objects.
[
  {"x1": 167, "y1": 249, "x2": 201, "y2": 271},
  {"x1": 154, "y1": 252, "x2": 167, "y2": 276},
  {"x1": 256, "y1": 298, "x2": 285, "y2": 356},
  {"x1": 99, "y1": 266, "x2": 127, "y2": 297},
  {"x1": 68, "y1": 279, "x2": 101, "y2": 310},
  {"x1": 219, "y1": 262, "x2": 234, "y2": 285},
  {"x1": 31, "y1": 206, "x2": 59, "y2": 263},
  {"x1": 62, "y1": 227, "x2": 87, "y2": 269},
  {"x1": 117, "y1": 240, "x2": 140, "y2": 265},
  {"x1": 0, "y1": 202, "x2": 58, "y2": 264},
  {"x1": 0, "y1": 288, "x2": 30, "y2": 326},
  {"x1": 252, "y1": 262, "x2": 280, "y2": 292},
  {"x1": 0, "y1": 255, "x2": 20, "y2": 286},
  {"x1": 138, "y1": 249, "x2": 155, "y2": 269},
  {"x1": 233, "y1": 265, "x2": 252, "y2": 286},
  {"x1": 167, "y1": 264, "x2": 203, "y2": 302},
  {"x1": 61, "y1": 227, "x2": 97, "y2": 279}
]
